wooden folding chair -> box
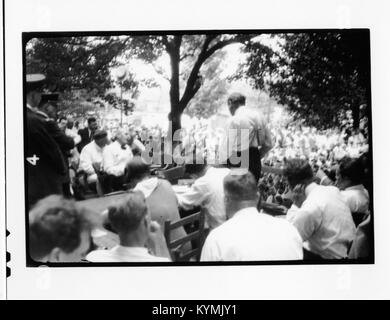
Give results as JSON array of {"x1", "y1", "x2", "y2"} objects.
[{"x1": 164, "y1": 211, "x2": 206, "y2": 262}]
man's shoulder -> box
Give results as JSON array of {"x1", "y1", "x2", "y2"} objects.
[{"x1": 86, "y1": 249, "x2": 115, "y2": 262}]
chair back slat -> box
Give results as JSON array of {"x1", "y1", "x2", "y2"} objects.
[
  {"x1": 169, "y1": 212, "x2": 201, "y2": 229},
  {"x1": 169, "y1": 231, "x2": 200, "y2": 249},
  {"x1": 164, "y1": 211, "x2": 205, "y2": 262}
]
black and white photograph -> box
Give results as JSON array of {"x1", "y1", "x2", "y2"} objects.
[
  {"x1": 23, "y1": 30, "x2": 373, "y2": 265},
  {"x1": 3, "y1": 0, "x2": 390, "y2": 301}
]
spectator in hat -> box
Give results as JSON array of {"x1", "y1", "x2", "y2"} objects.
[
  {"x1": 26, "y1": 74, "x2": 68, "y2": 207},
  {"x1": 29, "y1": 195, "x2": 99, "y2": 262},
  {"x1": 79, "y1": 130, "x2": 109, "y2": 195},
  {"x1": 34, "y1": 94, "x2": 75, "y2": 198},
  {"x1": 200, "y1": 171, "x2": 303, "y2": 261},
  {"x1": 77, "y1": 117, "x2": 99, "y2": 153}
]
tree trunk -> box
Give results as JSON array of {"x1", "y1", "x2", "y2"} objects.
[{"x1": 168, "y1": 36, "x2": 181, "y2": 129}]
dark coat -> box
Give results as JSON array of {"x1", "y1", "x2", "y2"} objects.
[
  {"x1": 26, "y1": 108, "x2": 67, "y2": 208},
  {"x1": 77, "y1": 127, "x2": 93, "y2": 153},
  {"x1": 44, "y1": 120, "x2": 75, "y2": 183}
]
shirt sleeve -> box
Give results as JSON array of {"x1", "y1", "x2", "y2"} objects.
[
  {"x1": 79, "y1": 147, "x2": 95, "y2": 175},
  {"x1": 103, "y1": 146, "x2": 125, "y2": 177},
  {"x1": 287, "y1": 202, "x2": 322, "y2": 242},
  {"x1": 258, "y1": 118, "x2": 273, "y2": 158},
  {"x1": 177, "y1": 177, "x2": 209, "y2": 210}
]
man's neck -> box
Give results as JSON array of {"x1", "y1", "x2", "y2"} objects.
[
  {"x1": 228, "y1": 201, "x2": 258, "y2": 219},
  {"x1": 119, "y1": 230, "x2": 147, "y2": 248}
]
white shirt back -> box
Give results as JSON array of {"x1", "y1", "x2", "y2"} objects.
[
  {"x1": 102, "y1": 140, "x2": 133, "y2": 177},
  {"x1": 287, "y1": 183, "x2": 356, "y2": 259},
  {"x1": 177, "y1": 167, "x2": 230, "y2": 229},
  {"x1": 201, "y1": 207, "x2": 303, "y2": 261},
  {"x1": 86, "y1": 245, "x2": 170, "y2": 262},
  {"x1": 341, "y1": 184, "x2": 369, "y2": 214}
]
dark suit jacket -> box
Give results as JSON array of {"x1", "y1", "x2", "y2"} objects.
[
  {"x1": 26, "y1": 109, "x2": 67, "y2": 208},
  {"x1": 44, "y1": 120, "x2": 75, "y2": 183},
  {"x1": 77, "y1": 127, "x2": 93, "y2": 153}
]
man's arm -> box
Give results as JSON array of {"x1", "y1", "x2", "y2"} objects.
[
  {"x1": 176, "y1": 178, "x2": 209, "y2": 210},
  {"x1": 258, "y1": 119, "x2": 274, "y2": 159},
  {"x1": 79, "y1": 147, "x2": 95, "y2": 175},
  {"x1": 102, "y1": 146, "x2": 124, "y2": 177},
  {"x1": 46, "y1": 121, "x2": 75, "y2": 151},
  {"x1": 287, "y1": 202, "x2": 322, "y2": 242}
]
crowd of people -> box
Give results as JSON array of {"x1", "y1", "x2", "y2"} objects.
[{"x1": 26, "y1": 74, "x2": 372, "y2": 264}]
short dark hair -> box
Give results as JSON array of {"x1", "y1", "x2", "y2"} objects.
[
  {"x1": 338, "y1": 156, "x2": 363, "y2": 185},
  {"x1": 224, "y1": 170, "x2": 258, "y2": 201},
  {"x1": 108, "y1": 191, "x2": 148, "y2": 234},
  {"x1": 228, "y1": 92, "x2": 246, "y2": 106},
  {"x1": 93, "y1": 130, "x2": 107, "y2": 140},
  {"x1": 87, "y1": 117, "x2": 97, "y2": 125},
  {"x1": 126, "y1": 156, "x2": 151, "y2": 182},
  {"x1": 29, "y1": 195, "x2": 96, "y2": 261},
  {"x1": 284, "y1": 158, "x2": 314, "y2": 188},
  {"x1": 184, "y1": 163, "x2": 207, "y2": 176}
]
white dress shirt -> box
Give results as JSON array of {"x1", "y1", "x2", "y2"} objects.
[
  {"x1": 79, "y1": 141, "x2": 105, "y2": 181},
  {"x1": 286, "y1": 183, "x2": 356, "y2": 259},
  {"x1": 103, "y1": 140, "x2": 133, "y2": 177},
  {"x1": 201, "y1": 207, "x2": 303, "y2": 261},
  {"x1": 65, "y1": 127, "x2": 81, "y2": 145},
  {"x1": 341, "y1": 184, "x2": 370, "y2": 214},
  {"x1": 220, "y1": 106, "x2": 273, "y2": 161},
  {"x1": 177, "y1": 167, "x2": 231, "y2": 229},
  {"x1": 86, "y1": 245, "x2": 170, "y2": 262}
]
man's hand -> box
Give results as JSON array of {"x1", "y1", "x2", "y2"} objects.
[{"x1": 292, "y1": 184, "x2": 306, "y2": 208}]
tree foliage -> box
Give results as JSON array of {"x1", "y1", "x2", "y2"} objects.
[
  {"x1": 27, "y1": 33, "x2": 279, "y2": 133},
  {"x1": 26, "y1": 36, "x2": 133, "y2": 95},
  {"x1": 241, "y1": 31, "x2": 370, "y2": 129},
  {"x1": 184, "y1": 50, "x2": 230, "y2": 119}
]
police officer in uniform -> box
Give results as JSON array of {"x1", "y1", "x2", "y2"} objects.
[{"x1": 26, "y1": 74, "x2": 68, "y2": 208}]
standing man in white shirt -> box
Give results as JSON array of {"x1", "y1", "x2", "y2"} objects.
[
  {"x1": 177, "y1": 163, "x2": 231, "y2": 231},
  {"x1": 200, "y1": 171, "x2": 303, "y2": 261},
  {"x1": 223, "y1": 93, "x2": 273, "y2": 183},
  {"x1": 284, "y1": 158, "x2": 356, "y2": 259},
  {"x1": 79, "y1": 130, "x2": 109, "y2": 195},
  {"x1": 103, "y1": 128, "x2": 133, "y2": 193}
]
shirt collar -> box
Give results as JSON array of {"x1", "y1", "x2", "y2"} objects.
[
  {"x1": 305, "y1": 182, "x2": 318, "y2": 197},
  {"x1": 115, "y1": 245, "x2": 148, "y2": 254},
  {"x1": 232, "y1": 206, "x2": 259, "y2": 219},
  {"x1": 345, "y1": 184, "x2": 365, "y2": 191}
]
